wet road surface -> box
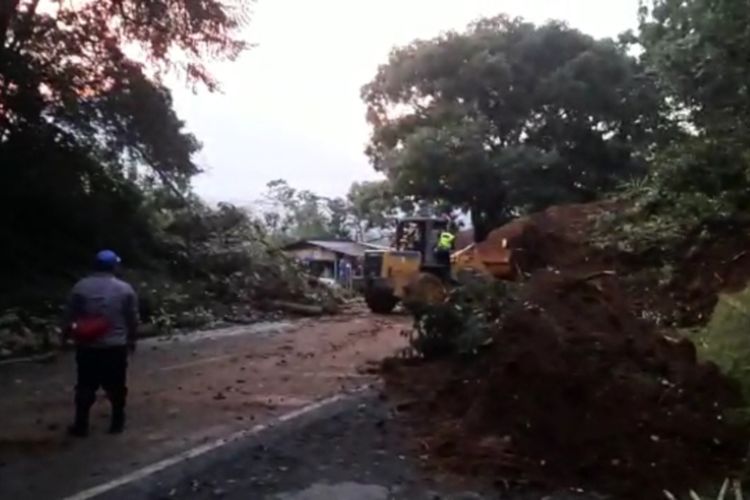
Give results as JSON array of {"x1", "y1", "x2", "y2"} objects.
[
  {"x1": 98, "y1": 392, "x2": 601, "y2": 500},
  {"x1": 0, "y1": 308, "x2": 408, "y2": 499}
]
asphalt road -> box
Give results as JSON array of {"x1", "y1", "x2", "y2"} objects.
[
  {"x1": 100, "y1": 393, "x2": 600, "y2": 500},
  {"x1": 0, "y1": 308, "x2": 408, "y2": 500},
  {"x1": 1, "y1": 308, "x2": 601, "y2": 500},
  {"x1": 101, "y1": 391, "x2": 492, "y2": 500}
]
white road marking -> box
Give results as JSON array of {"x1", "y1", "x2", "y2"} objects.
[{"x1": 60, "y1": 386, "x2": 370, "y2": 500}]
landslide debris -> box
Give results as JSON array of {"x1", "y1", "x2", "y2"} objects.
[{"x1": 385, "y1": 201, "x2": 750, "y2": 499}]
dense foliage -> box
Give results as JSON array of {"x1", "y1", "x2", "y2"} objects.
[
  {"x1": 0, "y1": 0, "x2": 250, "y2": 287},
  {"x1": 5, "y1": 0, "x2": 750, "y2": 356},
  {"x1": 595, "y1": 0, "x2": 750, "y2": 254},
  {"x1": 639, "y1": 0, "x2": 750, "y2": 147},
  {"x1": 363, "y1": 16, "x2": 665, "y2": 240},
  {"x1": 0, "y1": 1, "x2": 340, "y2": 355},
  {"x1": 410, "y1": 279, "x2": 518, "y2": 358}
]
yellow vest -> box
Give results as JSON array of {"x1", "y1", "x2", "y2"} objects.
[{"x1": 437, "y1": 232, "x2": 455, "y2": 250}]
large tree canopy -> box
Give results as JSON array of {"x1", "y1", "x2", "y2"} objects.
[
  {"x1": 363, "y1": 16, "x2": 665, "y2": 240},
  {"x1": 0, "y1": 0, "x2": 250, "y2": 285},
  {"x1": 639, "y1": 0, "x2": 750, "y2": 143},
  {"x1": 0, "y1": 0, "x2": 249, "y2": 187},
  {"x1": 623, "y1": 0, "x2": 750, "y2": 220}
]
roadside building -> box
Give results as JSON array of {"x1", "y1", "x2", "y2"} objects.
[{"x1": 281, "y1": 239, "x2": 387, "y2": 286}]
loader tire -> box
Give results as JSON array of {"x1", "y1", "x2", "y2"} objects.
[
  {"x1": 403, "y1": 272, "x2": 447, "y2": 311},
  {"x1": 365, "y1": 289, "x2": 399, "y2": 314}
]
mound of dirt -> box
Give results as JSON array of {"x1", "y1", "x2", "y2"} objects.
[
  {"x1": 666, "y1": 222, "x2": 750, "y2": 325},
  {"x1": 385, "y1": 270, "x2": 748, "y2": 498},
  {"x1": 385, "y1": 201, "x2": 750, "y2": 498},
  {"x1": 474, "y1": 201, "x2": 750, "y2": 327},
  {"x1": 481, "y1": 201, "x2": 620, "y2": 271},
  {"x1": 490, "y1": 201, "x2": 617, "y2": 245}
]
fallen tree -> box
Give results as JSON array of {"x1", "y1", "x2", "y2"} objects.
[{"x1": 0, "y1": 201, "x2": 342, "y2": 358}]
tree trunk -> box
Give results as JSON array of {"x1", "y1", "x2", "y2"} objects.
[
  {"x1": 471, "y1": 203, "x2": 511, "y2": 243},
  {"x1": 471, "y1": 211, "x2": 490, "y2": 243},
  {"x1": 268, "y1": 300, "x2": 324, "y2": 316}
]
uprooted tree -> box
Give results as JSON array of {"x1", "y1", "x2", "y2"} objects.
[
  {"x1": 362, "y1": 16, "x2": 666, "y2": 241},
  {"x1": 0, "y1": 1, "x2": 342, "y2": 354}
]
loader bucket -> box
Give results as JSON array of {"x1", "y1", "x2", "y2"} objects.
[
  {"x1": 452, "y1": 241, "x2": 515, "y2": 281},
  {"x1": 478, "y1": 246, "x2": 514, "y2": 279}
]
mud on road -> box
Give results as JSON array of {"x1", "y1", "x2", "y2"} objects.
[{"x1": 0, "y1": 305, "x2": 409, "y2": 500}]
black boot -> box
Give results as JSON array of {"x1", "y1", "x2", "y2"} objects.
[
  {"x1": 109, "y1": 406, "x2": 125, "y2": 434},
  {"x1": 105, "y1": 351, "x2": 128, "y2": 435},
  {"x1": 67, "y1": 407, "x2": 90, "y2": 438}
]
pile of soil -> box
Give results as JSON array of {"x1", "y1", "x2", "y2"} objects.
[
  {"x1": 475, "y1": 201, "x2": 750, "y2": 326},
  {"x1": 665, "y1": 221, "x2": 750, "y2": 325},
  {"x1": 386, "y1": 201, "x2": 750, "y2": 498},
  {"x1": 481, "y1": 201, "x2": 620, "y2": 271},
  {"x1": 385, "y1": 270, "x2": 748, "y2": 498}
]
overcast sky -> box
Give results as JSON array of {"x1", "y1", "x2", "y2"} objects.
[{"x1": 171, "y1": 0, "x2": 640, "y2": 205}]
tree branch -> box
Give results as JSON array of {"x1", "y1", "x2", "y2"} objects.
[
  {"x1": 0, "y1": 0, "x2": 20, "y2": 52},
  {"x1": 9, "y1": 0, "x2": 40, "y2": 53}
]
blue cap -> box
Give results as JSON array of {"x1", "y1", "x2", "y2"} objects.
[{"x1": 95, "y1": 249, "x2": 121, "y2": 268}]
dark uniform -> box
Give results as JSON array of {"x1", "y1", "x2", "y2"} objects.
[{"x1": 65, "y1": 250, "x2": 138, "y2": 436}]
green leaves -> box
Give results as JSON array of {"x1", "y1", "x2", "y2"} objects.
[
  {"x1": 0, "y1": 0, "x2": 252, "y2": 289},
  {"x1": 363, "y1": 15, "x2": 664, "y2": 240},
  {"x1": 346, "y1": 180, "x2": 397, "y2": 237},
  {"x1": 258, "y1": 179, "x2": 354, "y2": 243},
  {"x1": 411, "y1": 279, "x2": 519, "y2": 359},
  {"x1": 639, "y1": 0, "x2": 750, "y2": 145},
  {"x1": 1, "y1": 0, "x2": 250, "y2": 189}
]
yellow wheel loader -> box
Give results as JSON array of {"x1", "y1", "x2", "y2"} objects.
[{"x1": 362, "y1": 217, "x2": 514, "y2": 314}]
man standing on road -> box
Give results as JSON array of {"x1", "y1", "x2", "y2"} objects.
[{"x1": 63, "y1": 250, "x2": 138, "y2": 437}]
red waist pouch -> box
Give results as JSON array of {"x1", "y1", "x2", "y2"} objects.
[{"x1": 71, "y1": 317, "x2": 111, "y2": 342}]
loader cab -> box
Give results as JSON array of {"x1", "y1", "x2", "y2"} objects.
[
  {"x1": 395, "y1": 217, "x2": 450, "y2": 268},
  {"x1": 362, "y1": 217, "x2": 452, "y2": 314}
]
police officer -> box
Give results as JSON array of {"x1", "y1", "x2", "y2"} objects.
[
  {"x1": 63, "y1": 250, "x2": 138, "y2": 437},
  {"x1": 435, "y1": 227, "x2": 456, "y2": 277}
]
